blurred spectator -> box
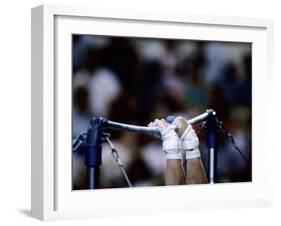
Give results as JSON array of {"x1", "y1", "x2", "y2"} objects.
[
  {"x1": 72, "y1": 86, "x2": 91, "y2": 137},
  {"x1": 184, "y1": 64, "x2": 209, "y2": 109},
  {"x1": 88, "y1": 68, "x2": 121, "y2": 117}
]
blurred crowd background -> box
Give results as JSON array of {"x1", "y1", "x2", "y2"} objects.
[{"x1": 72, "y1": 34, "x2": 252, "y2": 190}]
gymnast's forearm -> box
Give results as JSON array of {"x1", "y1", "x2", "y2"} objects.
[
  {"x1": 171, "y1": 116, "x2": 208, "y2": 184},
  {"x1": 185, "y1": 157, "x2": 208, "y2": 184},
  {"x1": 165, "y1": 159, "x2": 185, "y2": 185}
]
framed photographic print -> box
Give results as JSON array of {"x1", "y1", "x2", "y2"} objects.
[{"x1": 31, "y1": 4, "x2": 274, "y2": 221}]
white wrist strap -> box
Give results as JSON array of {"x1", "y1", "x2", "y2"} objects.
[
  {"x1": 181, "y1": 125, "x2": 201, "y2": 159},
  {"x1": 161, "y1": 126, "x2": 181, "y2": 160},
  {"x1": 182, "y1": 137, "x2": 199, "y2": 150},
  {"x1": 185, "y1": 148, "x2": 201, "y2": 159},
  {"x1": 162, "y1": 138, "x2": 182, "y2": 159},
  {"x1": 165, "y1": 150, "x2": 182, "y2": 160}
]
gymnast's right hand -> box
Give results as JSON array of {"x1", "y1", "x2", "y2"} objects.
[{"x1": 171, "y1": 116, "x2": 200, "y2": 160}]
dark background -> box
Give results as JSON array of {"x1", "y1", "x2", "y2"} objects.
[{"x1": 72, "y1": 35, "x2": 252, "y2": 190}]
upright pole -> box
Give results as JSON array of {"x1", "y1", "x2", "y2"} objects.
[
  {"x1": 205, "y1": 110, "x2": 217, "y2": 184},
  {"x1": 85, "y1": 117, "x2": 106, "y2": 189}
]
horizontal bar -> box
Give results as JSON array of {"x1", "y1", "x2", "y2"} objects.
[{"x1": 104, "y1": 109, "x2": 215, "y2": 137}]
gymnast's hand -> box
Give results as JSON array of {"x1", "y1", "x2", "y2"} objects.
[
  {"x1": 172, "y1": 116, "x2": 199, "y2": 153},
  {"x1": 172, "y1": 116, "x2": 207, "y2": 183},
  {"x1": 170, "y1": 116, "x2": 190, "y2": 138},
  {"x1": 148, "y1": 118, "x2": 185, "y2": 185},
  {"x1": 148, "y1": 119, "x2": 181, "y2": 160}
]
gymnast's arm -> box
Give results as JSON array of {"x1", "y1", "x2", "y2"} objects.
[
  {"x1": 148, "y1": 119, "x2": 185, "y2": 185},
  {"x1": 172, "y1": 116, "x2": 208, "y2": 184},
  {"x1": 165, "y1": 159, "x2": 185, "y2": 185}
]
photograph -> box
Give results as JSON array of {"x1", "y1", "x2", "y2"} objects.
[
  {"x1": 72, "y1": 35, "x2": 252, "y2": 190},
  {"x1": 29, "y1": 3, "x2": 276, "y2": 222}
]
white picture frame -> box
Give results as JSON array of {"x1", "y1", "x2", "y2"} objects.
[{"x1": 31, "y1": 4, "x2": 274, "y2": 221}]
